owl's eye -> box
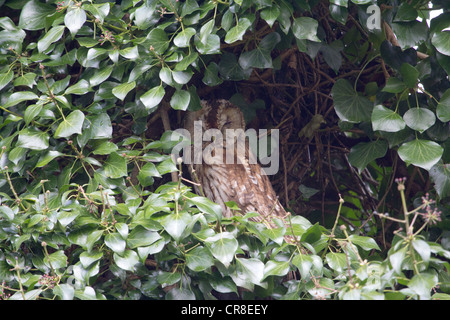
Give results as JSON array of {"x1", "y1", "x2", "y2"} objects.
[{"x1": 224, "y1": 119, "x2": 232, "y2": 126}]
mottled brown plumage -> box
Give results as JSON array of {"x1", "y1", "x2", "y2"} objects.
[{"x1": 184, "y1": 99, "x2": 291, "y2": 231}]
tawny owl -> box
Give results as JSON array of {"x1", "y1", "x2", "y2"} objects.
[{"x1": 183, "y1": 99, "x2": 291, "y2": 233}]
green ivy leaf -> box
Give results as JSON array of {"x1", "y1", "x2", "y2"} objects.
[
  {"x1": 16, "y1": 127, "x2": 49, "y2": 150},
  {"x1": 113, "y1": 250, "x2": 139, "y2": 272},
  {"x1": 292, "y1": 17, "x2": 320, "y2": 42},
  {"x1": 432, "y1": 31, "x2": 450, "y2": 56},
  {"x1": 127, "y1": 226, "x2": 162, "y2": 249},
  {"x1": 145, "y1": 28, "x2": 169, "y2": 54},
  {"x1": 0, "y1": 71, "x2": 14, "y2": 91},
  {"x1": 403, "y1": 108, "x2": 436, "y2": 133},
  {"x1": 38, "y1": 25, "x2": 65, "y2": 52},
  {"x1": 437, "y1": 88, "x2": 450, "y2": 122},
  {"x1": 398, "y1": 139, "x2": 443, "y2": 171},
  {"x1": 331, "y1": 79, "x2": 373, "y2": 123},
  {"x1": 202, "y1": 62, "x2": 223, "y2": 86},
  {"x1": 170, "y1": 89, "x2": 190, "y2": 111},
  {"x1": 225, "y1": 17, "x2": 252, "y2": 44},
  {"x1": 112, "y1": 81, "x2": 136, "y2": 101},
  {"x1": 400, "y1": 63, "x2": 419, "y2": 88},
  {"x1": 348, "y1": 235, "x2": 381, "y2": 251},
  {"x1": 236, "y1": 257, "x2": 265, "y2": 285},
  {"x1": 19, "y1": 0, "x2": 54, "y2": 30},
  {"x1": 382, "y1": 77, "x2": 407, "y2": 93},
  {"x1": 260, "y1": 5, "x2": 280, "y2": 27},
  {"x1": 54, "y1": 110, "x2": 85, "y2": 138},
  {"x1": 371, "y1": 104, "x2": 406, "y2": 132},
  {"x1": 64, "y1": 7, "x2": 86, "y2": 36},
  {"x1": 263, "y1": 260, "x2": 290, "y2": 280},
  {"x1": 429, "y1": 162, "x2": 450, "y2": 199},
  {"x1": 411, "y1": 239, "x2": 431, "y2": 262},
  {"x1": 189, "y1": 196, "x2": 222, "y2": 221},
  {"x1": 68, "y1": 227, "x2": 103, "y2": 252},
  {"x1": 4, "y1": 91, "x2": 38, "y2": 108},
  {"x1": 174, "y1": 27, "x2": 196, "y2": 48},
  {"x1": 205, "y1": 232, "x2": 238, "y2": 267},
  {"x1": 159, "y1": 211, "x2": 191, "y2": 242},
  {"x1": 407, "y1": 273, "x2": 437, "y2": 300},
  {"x1": 64, "y1": 79, "x2": 91, "y2": 95},
  {"x1": 140, "y1": 85, "x2": 165, "y2": 110},
  {"x1": 105, "y1": 233, "x2": 126, "y2": 255},
  {"x1": 90, "y1": 65, "x2": 113, "y2": 87},
  {"x1": 348, "y1": 140, "x2": 388, "y2": 173},
  {"x1": 82, "y1": 3, "x2": 110, "y2": 24},
  {"x1": 185, "y1": 246, "x2": 214, "y2": 272},
  {"x1": 292, "y1": 254, "x2": 314, "y2": 279},
  {"x1": 104, "y1": 152, "x2": 127, "y2": 178},
  {"x1": 36, "y1": 150, "x2": 63, "y2": 168},
  {"x1": 326, "y1": 252, "x2": 347, "y2": 273}
]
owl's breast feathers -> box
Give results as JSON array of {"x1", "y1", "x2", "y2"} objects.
[{"x1": 185, "y1": 99, "x2": 291, "y2": 232}]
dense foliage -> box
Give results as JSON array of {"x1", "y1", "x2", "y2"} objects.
[{"x1": 0, "y1": 0, "x2": 449, "y2": 300}]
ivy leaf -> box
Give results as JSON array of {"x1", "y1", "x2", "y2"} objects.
[
  {"x1": 437, "y1": 88, "x2": 450, "y2": 122},
  {"x1": 411, "y1": 239, "x2": 431, "y2": 262},
  {"x1": 0, "y1": 71, "x2": 14, "y2": 91},
  {"x1": 174, "y1": 27, "x2": 196, "y2": 48},
  {"x1": 145, "y1": 28, "x2": 169, "y2": 54},
  {"x1": 112, "y1": 81, "x2": 136, "y2": 101},
  {"x1": 82, "y1": 3, "x2": 110, "y2": 24},
  {"x1": 159, "y1": 211, "x2": 191, "y2": 242},
  {"x1": 400, "y1": 63, "x2": 419, "y2": 88},
  {"x1": 90, "y1": 65, "x2": 113, "y2": 87},
  {"x1": 292, "y1": 254, "x2": 313, "y2": 280},
  {"x1": 104, "y1": 233, "x2": 126, "y2": 255},
  {"x1": 205, "y1": 232, "x2": 238, "y2": 267},
  {"x1": 138, "y1": 162, "x2": 161, "y2": 186},
  {"x1": 371, "y1": 104, "x2": 406, "y2": 132},
  {"x1": 262, "y1": 260, "x2": 290, "y2": 280},
  {"x1": 64, "y1": 79, "x2": 91, "y2": 95},
  {"x1": 348, "y1": 140, "x2": 388, "y2": 173},
  {"x1": 202, "y1": 62, "x2": 222, "y2": 86},
  {"x1": 4, "y1": 91, "x2": 38, "y2": 108},
  {"x1": 331, "y1": 79, "x2": 373, "y2": 123},
  {"x1": 429, "y1": 162, "x2": 450, "y2": 199},
  {"x1": 127, "y1": 226, "x2": 161, "y2": 249},
  {"x1": 16, "y1": 127, "x2": 49, "y2": 150},
  {"x1": 407, "y1": 273, "x2": 437, "y2": 300},
  {"x1": 199, "y1": 19, "x2": 215, "y2": 44},
  {"x1": 19, "y1": 0, "x2": 54, "y2": 30},
  {"x1": 113, "y1": 250, "x2": 139, "y2": 272},
  {"x1": 140, "y1": 85, "x2": 165, "y2": 110},
  {"x1": 38, "y1": 25, "x2": 65, "y2": 52},
  {"x1": 68, "y1": 228, "x2": 103, "y2": 252},
  {"x1": 398, "y1": 139, "x2": 443, "y2": 171},
  {"x1": 382, "y1": 77, "x2": 407, "y2": 93},
  {"x1": 185, "y1": 246, "x2": 214, "y2": 272},
  {"x1": 236, "y1": 257, "x2": 265, "y2": 285},
  {"x1": 36, "y1": 150, "x2": 63, "y2": 168},
  {"x1": 292, "y1": 17, "x2": 320, "y2": 42},
  {"x1": 432, "y1": 31, "x2": 450, "y2": 56},
  {"x1": 348, "y1": 235, "x2": 381, "y2": 251},
  {"x1": 403, "y1": 108, "x2": 436, "y2": 133},
  {"x1": 225, "y1": 17, "x2": 252, "y2": 44},
  {"x1": 104, "y1": 152, "x2": 127, "y2": 178},
  {"x1": 54, "y1": 110, "x2": 85, "y2": 138},
  {"x1": 188, "y1": 196, "x2": 222, "y2": 221},
  {"x1": 260, "y1": 5, "x2": 280, "y2": 27},
  {"x1": 64, "y1": 8, "x2": 86, "y2": 36},
  {"x1": 326, "y1": 252, "x2": 347, "y2": 273},
  {"x1": 170, "y1": 89, "x2": 190, "y2": 111}
]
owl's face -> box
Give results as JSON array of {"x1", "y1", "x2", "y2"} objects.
[{"x1": 184, "y1": 99, "x2": 245, "y2": 137}]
